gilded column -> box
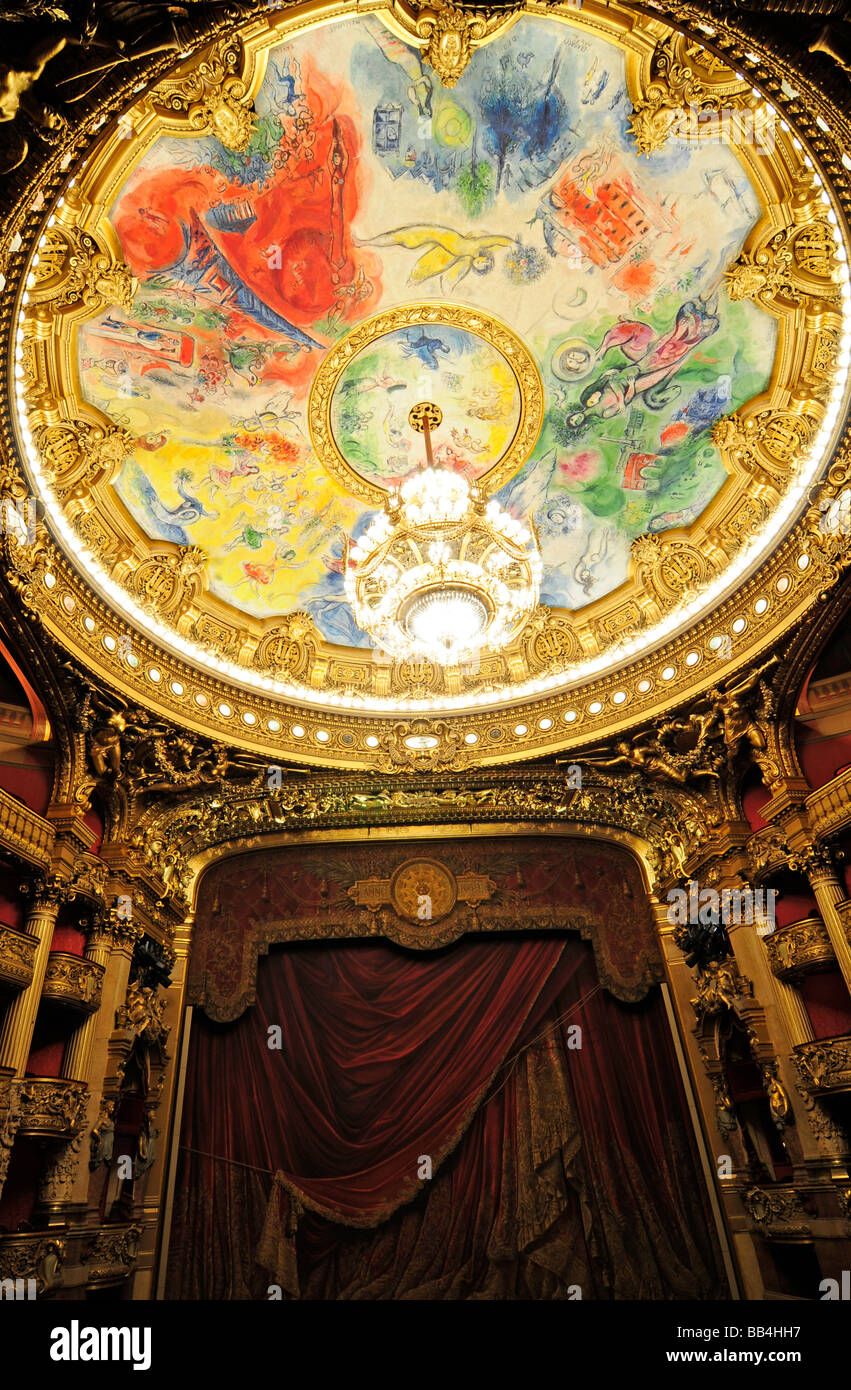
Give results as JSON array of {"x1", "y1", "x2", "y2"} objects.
[
  {"x1": 717, "y1": 876, "x2": 808, "y2": 1058},
  {"x1": 799, "y1": 846, "x2": 851, "y2": 994},
  {"x1": 61, "y1": 912, "x2": 114, "y2": 1083},
  {"x1": 37, "y1": 910, "x2": 141, "y2": 1218},
  {"x1": 768, "y1": 971, "x2": 815, "y2": 1048},
  {"x1": 706, "y1": 866, "x2": 820, "y2": 1163},
  {"x1": 0, "y1": 878, "x2": 68, "y2": 1075}
]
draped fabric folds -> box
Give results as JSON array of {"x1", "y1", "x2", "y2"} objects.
[{"x1": 166, "y1": 935, "x2": 726, "y2": 1299}]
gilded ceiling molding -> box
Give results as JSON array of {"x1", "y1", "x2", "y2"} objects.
[
  {"x1": 34, "y1": 418, "x2": 133, "y2": 500},
  {"x1": 28, "y1": 220, "x2": 137, "y2": 318},
  {"x1": 119, "y1": 547, "x2": 209, "y2": 623},
  {"x1": 726, "y1": 217, "x2": 841, "y2": 310},
  {"x1": 387, "y1": 0, "x2": 519, "y2": 88},
  {"x1": 143, "y1": 35, "x2": 257, "y2": 151},
  {"x1": 0, "y1": 0, "x2": 849, "y2": 771},
  {"x1": 628, "y1": 31, "x2": 762, "y2": 156}
]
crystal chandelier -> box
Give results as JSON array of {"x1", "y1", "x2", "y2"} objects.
[{"x1": 345, "y1": 403, "x2": 541, "y2": 666}]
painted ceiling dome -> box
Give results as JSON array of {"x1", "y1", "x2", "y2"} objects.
[{"x1": 8, "y1": 0, "x2": 851, "y2": 768}]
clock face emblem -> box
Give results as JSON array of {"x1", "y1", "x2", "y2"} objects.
[{"x1": 390, "y1": 861, "x2": 458, "y2": 925}]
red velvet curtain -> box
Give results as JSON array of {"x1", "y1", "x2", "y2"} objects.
[{"x1": 166, "y1": 934, "x2": 725, "y2": 1299}]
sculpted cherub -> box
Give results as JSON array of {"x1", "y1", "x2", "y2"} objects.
[
  {"x1": 701, "y1": 657, "x2": 779, "y2": 772},
  {"x1": 83, "y1": 692, "x2": 156, "y2": 778}
]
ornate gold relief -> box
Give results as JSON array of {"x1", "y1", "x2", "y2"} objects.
[
  {"x1": 146, "y1": 37, "x2": 256, "y2": 151},
  {"x1": 345, "y1": 857, "x2": 498, "y2": 948},
  {"x1": 253, "y1": 612, "x2": 320, "y2": 681},
  {"x1": 716, "y1": 492, "x2": 771, "y2": 549},
  {"x1": 803, "y1": 437, "x2": 851, "y2": 588},
  {"x1": 28, "y1": 225, "x2": 136, "y2": 314},
  {"x1": 794, "y1": 1037, "x2": 851, "y2": 1094},
  {"x1": 0, "y1": 1233, "x2": 64, "y2": 1294},
  {"x1": 726, "y1": 222, "x2": 840, "y2": 309},
  {"x1": 712, "y1": 409, "x2": 820, "y2": 488},
  {"x1": 629, "y1": 34, "x2": 758, "y2": 157},
  {"x1": 115, "y1": 979, "x2": 170, "y2": 1060},
  {"x1": 0, "y1": 923, "x2": 38, "y2": 990},
  {"x1": 691, "y1": 958, "x2": 752, "y2": 1016},
  {"x1": 69, "y1": 851, "x2": 108, "y2": 902},
  {"x1": 82, "y1": 1224, "x2": 141, "y2": 1288},
  {"x1": 390, "y1": 655, "x2": 441, "y2": 699},
  {"x1": 34, "y1": 419, "x2": 132, "y2": 497},
  {"x1": 124, "y1": 546, "x2": 208, "y2": 621},
  {"x1": 766, "y1": 917, "x2": 835, "y2": 981},
  {"x1": 631, "y1": 533, "x2": 716, "y2": 610},
  {"x1": 417, "y1": 5, "x2": 488, "y2": 87},
  {"x1": 387, "y1": 1, "x2": 516, "y2": 90},
  {"x1": 349, "y1": 857, "x2": 496, "y2": 923},
  {"x1": 378, "y1": 719, "x2": 468, "y2": 774},
  {"x1": 747, "y1": 824, "x2": 790, "y2": 881},
  {"x1": 744, "y1": 1186, "x2": 809, "y2": 1235},
  {"x1": 17, "y1": 1078, "x2": 88, "y2": 1137},
  {"x1": 523, "y1": 607, "x2": 581, "y2": 672},
  {"x1": 42, "y1": 953, "x2": 105, "y2": 1013}
]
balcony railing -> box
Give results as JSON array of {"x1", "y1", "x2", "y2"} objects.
[
  {"x1": 807, "y1": 766, "x2": 851, "y2": 841},
  {"x1": 793, "y1": 1035, "x2": 851, "y2": 1095},
  {"x1": 17, "y1": 1078, "x2": 88, "y2": 1137},
  {"x1": 0, "y1": 787, "x2": 53, "y2": 869},
  {"x1": 42, "y1": 953, "x2": 104, "y2": 1014},
  {"x1": 765, "y1": 917, "x2": 836, "y2": 981}
]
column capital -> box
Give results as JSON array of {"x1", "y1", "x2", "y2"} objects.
[
  {"x1": 789, "y1": 842, "x2": 836, "y2": 884},
  {"x1": 20, "y1": 873, "x2": 73, "y2": 916}
]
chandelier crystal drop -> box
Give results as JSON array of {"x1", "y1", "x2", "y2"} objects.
[{"x1": 345, "y1": 461, "x2": 542, "y2": 667}]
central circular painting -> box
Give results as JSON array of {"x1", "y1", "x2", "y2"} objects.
[{"x1": 328, "y1": 323, "x2": 522, "y2": 494}]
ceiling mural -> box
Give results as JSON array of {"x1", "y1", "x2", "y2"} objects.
[
  {"x1": 11, "y1": 0, "x2": 849, "y2": 766},
  {"x1": 76, "y1": 13, "x2": 775, "y2": 647}
]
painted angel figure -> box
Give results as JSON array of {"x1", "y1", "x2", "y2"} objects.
[{"x1": 361, "y1": 224, "x2": 514, "y2": 292}]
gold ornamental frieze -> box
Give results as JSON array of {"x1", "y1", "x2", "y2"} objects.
[{"x1": 2, "y1": 0, "x2": 851, "y2": 769}]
